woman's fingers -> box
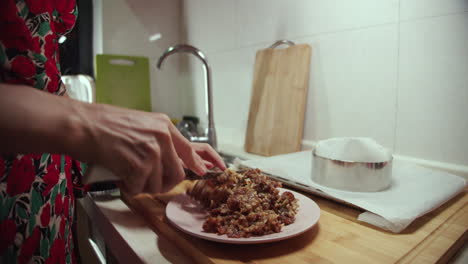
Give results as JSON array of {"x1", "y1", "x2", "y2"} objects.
[
  {"x1": 192, "y1": 143, "x2": 226, "y2": 170},
  {"x1": 203, "y1": 160, "x2": 214, "y2": 169},
  {"x1": 158, "y1": 134, "x2": 186, "y2": 193},
  {"x1": 168, "y1": 124, "x2": 206, "y2": 175},
  {"x1": 179, "y1": 158, "x2": 187, "y2": 169},
  {"x1": 116, "y1": 145, "x2": 152, "y2": 194},
  {"x1": 145, "y1": 161, "x2": 162, "y2": 194}
]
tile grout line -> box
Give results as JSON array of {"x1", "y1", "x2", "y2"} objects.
[
  {"x1": 392, "y1": 0, "x2": 402, "y2": 153},
  {"x1": 234, "y1": 0, "x2": 240, "y2": 52},
  {"x1": 207, "y1": 21, "x2": 399, "y2": 56},
  {"x1": 399, "y1": 9, "x2": 468, "y2": 24},
  {"x1": 291, "y1": 21, "x2": 398, "y2": 44},
  {"x1": 206, "y1": 9, "x2": 468, "y2": 57}
]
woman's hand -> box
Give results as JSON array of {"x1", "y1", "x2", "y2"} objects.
[
  {"x1": 73, "y1": 103, "x2": 226, "y2": 194},
  {"x1": 0, "y1": 83, "x2": 225, "y2": 194},
  {"x1": 190, "y1": 142, "x2": 226, "y2": 170}
]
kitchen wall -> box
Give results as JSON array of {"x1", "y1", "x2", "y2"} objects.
[
  {"x1": 100, "y1": 0, "x2": 188, "y2": 119},
  {"x1": 180, "y1": 0, "x2": 468, "y2": 172},
  {"x1": 99, "y1": 1, "x2": 468, "y2": 174}
]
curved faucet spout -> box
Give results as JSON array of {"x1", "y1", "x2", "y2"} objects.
[
  {"x1": 157, "y1": 44, "x2": 217, "y2": 150},
  {"x1": 157, "y1": 44, "x2": 208, "y2": 69}
]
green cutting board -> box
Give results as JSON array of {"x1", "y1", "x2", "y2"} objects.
[{"x1": 95, "y1": 54, "x2": 151, "y2": 111}]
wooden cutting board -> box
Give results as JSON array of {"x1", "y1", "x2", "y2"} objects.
[
  {"x1": 245, "y1": 44, "x2": 311, "y2": 156},
  {"x1": 121, "y1": 184, "x2": 468, "y2": 264},
  {"x1": 95, "y1": 54, "x2": 151, "y2": 111}
]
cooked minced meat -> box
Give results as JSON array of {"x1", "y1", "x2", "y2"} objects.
[{"x1": 188, "y1": 168, "x2": 299, "y2": 238}]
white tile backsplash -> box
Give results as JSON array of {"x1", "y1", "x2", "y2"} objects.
[
  {"x1": 102, "y1": 0, "x2": 157, "y2": 56},
  {"x1": 102, "y1": 0, "x2": 180, "y2": 55},
  {"x1": 301, "y1": 24, "x2": 399, "y2": 150},
  {"x1": 182, "y1": 56, "x2": 211, "y2": 125},
  {"x1": 101, "y1": 0, "x2": 468, "y2": 169},
  {"x1": 102, "y1": 0, "x2": 184, "y2": 118},
  {"x1": 190, "y1": 24, "x2": 400, "y2": 149},
  {"x1": 181, "y1": 0, "x2": 237, "y2": 53},
  {"x1": 396, "y1": 13, "x2": 468, "y2": 165},
  {"x1": 400, "y1": 0, "x2": 468, "y2": 21},
  {"x1": 237, "y1": 0, "x2": 399, "y2": 47},
  {"x1": 177, "y1": 45, "x2": 261, "y2": 145},
  {"x1": 152, "y1": 54, "x2": 185, "y2": 118},
  {"x1": 209, "y1": 46, "x2": 260, "y2": 145}
]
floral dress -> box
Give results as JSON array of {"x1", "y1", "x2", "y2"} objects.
[{"x1": 0, "y1": 1, "x2": 84, "y2": 263}]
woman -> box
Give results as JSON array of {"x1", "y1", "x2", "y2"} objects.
[{"x1": 0, "y1": 0, "x2": 225, "y2": 263}]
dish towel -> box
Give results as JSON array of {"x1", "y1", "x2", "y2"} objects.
[
  {"x1": 62, "y1": 74, "x2": 95, "y2": 103},
  {"x1": 241, "y1": 151, "x2": 467, "y2": 233}
]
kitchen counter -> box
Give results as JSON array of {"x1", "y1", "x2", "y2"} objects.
[
  {"x1": 78, "y1": 193, "x2": 195, "y2": 264},
  {"x1": 77, "y1": 146, "x2": 468, "y2": 264},
  {"x1": 79, "y1": 189, "x2": 468, "y2": 264}
]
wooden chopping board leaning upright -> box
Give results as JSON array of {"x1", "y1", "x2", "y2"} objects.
[{"x1": 245, "y1": 40, "x2": 311, "y2": 156}]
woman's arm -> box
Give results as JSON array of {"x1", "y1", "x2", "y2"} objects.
[
  {"x1": 0, "y1": 83, "x2": 225, "y2": 193},
  {"x1": 0, "y1": 83, "x2": 81, "y2": 155}
]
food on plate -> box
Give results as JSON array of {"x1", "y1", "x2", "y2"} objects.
[{"x1": 188, "y1": 168, "x2": 299, "y2": 238}]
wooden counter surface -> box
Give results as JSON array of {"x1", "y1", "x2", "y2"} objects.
[{"x1": 121, "y1": 182, "x2": 468, "y2": 264}]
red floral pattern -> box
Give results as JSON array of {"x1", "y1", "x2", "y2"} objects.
[
  {"x1": 11, "y1": 56, "x2": 36, "y2": 78},
  {"x1": 0, "y1": 0, "x2": 19, "y2": 22},
  {"x1": 0, "y1": 158, "x2": 4, "y2": 178},
  {"x1": 45, "y1": 238, "x2": 66, "y2": 264},
  {"x1": 43, "y1": 162, "x2": 60, "y2": 195},
  {"x1": 63, "y1": 196, "x2": 70, "y2": 218},
  {"x1": 18, "y1": 227, "x2": 41, "y2": 264},
  {"x1": 44, "y1": 34, "x2": 57, "y2": 59},
  {"x1": 25, "y1": 0, "x2": 53, "y2": 15},
  {"x1": 60, "y1": 218, "x2": 66, "y2": 237},
  {"x1": 40, "y1": 203, "x2": 51, "y2": 227},
  {"x1": 45, "y1": 59, "x2": 61, "y2": 93},
  {"x1": 0, "y1": 219, "x2": 17, "y2": 254},
  {"x1": 0, "y1": 8, "x2": 35, "y2": 52},
  {"x1": 0, "y1": 1, "x2": 80, "y2": 263},
  {"x1": 55, "y1": 193, "x2": 63, "y2": 215},
  {"x1": 6, "y1": 155, "x2": 36, "y2": 196}
]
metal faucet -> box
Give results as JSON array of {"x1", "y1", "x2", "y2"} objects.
[{"x1": 157, "y1": 44, "x2": 217, "y2": 150}]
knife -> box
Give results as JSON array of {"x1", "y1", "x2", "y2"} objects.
[{"x1": 84, "y1": 165, "x2": 224, "y2": 185}]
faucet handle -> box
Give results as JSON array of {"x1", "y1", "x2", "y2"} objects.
[
  {"x1": 182, "y1": 115, "x2": 199, "y2": 126},
  {"x1": 176, "y1": 115, "x2": 201, "y2": 139}
]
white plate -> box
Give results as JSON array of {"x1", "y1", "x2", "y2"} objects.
[{"x1": 166, "y1": 188, "x2": 320, "y2": 244}]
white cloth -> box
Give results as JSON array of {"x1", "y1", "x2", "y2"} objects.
[
  {"x1": 61, "y1": 74, "x2": 94, "y2": 103},
  {"x1": 241, "y1": 151, "x2": 467, "y2": 233}
]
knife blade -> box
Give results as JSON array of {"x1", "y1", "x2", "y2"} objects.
[
  {"x1": 84, "y1": 165, "x2": 224, "y2": 185},
  {"x1": 183, "y1": 168, "x2": 223, "y2": 181}
]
